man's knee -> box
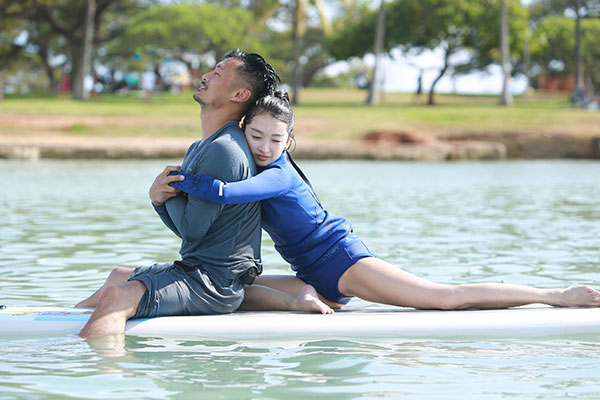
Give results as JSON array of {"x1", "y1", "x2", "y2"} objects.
[
  {"x1": 109, "y1": 267, "x2": 135, "y2": 281},
  {"x1": 97, "y1": 281, "x2": 146, "y2": 314},
  {"x1": 97, "y1": 285, "x2": 123, "y2": 308}
]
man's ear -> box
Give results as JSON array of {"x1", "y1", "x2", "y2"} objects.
[{"x1": 232, "y1": 87, "x2": 252, "y2": 104}]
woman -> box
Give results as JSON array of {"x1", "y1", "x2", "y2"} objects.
[{"x1": 170, "y1": 91, "x2": 600, "y2": 312}]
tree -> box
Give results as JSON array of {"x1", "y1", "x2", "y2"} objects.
[
  {"x1": 115, "y1": 3, "x2": 255, "y2": 77},
  {"x1": 530, "y1": 16, "x2": 600, "y2": 95},
  {"x1": 329, "y1": 0, "x2": 528, "y2": 105},
  {"x1": 499, "y1": 0, "x2": 513, "y2": 105},
  {"x1": 529, "y1": 0, "x2": 600, "y2": 97},
  {"x1": 288, "y1": 0, "x2": 356, "y2": 104},
  {"x1": 0, "y1": 0, "x2": 150, "y2": 99},
  {"x1": 71, "y1": 0, "x2": 95, "y2": 100},
  {"x1": 366, "y1": 0, "x2": 385, "y2": 105}
]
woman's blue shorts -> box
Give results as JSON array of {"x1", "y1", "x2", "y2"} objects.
[{"x1": 296, "y1": 234, "x2": 374, "y2": 305}]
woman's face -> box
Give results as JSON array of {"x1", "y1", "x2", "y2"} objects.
[{"x1": 244, "y1": 113, "x2": 291, "y2": 167}]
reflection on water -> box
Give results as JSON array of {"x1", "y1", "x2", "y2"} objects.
[
  {"x1": 1, "y1": 159, "x2": 600, "y2": 398},
  {"x1": 2, "y1": 335, "x2": 600, "y2": 399}
]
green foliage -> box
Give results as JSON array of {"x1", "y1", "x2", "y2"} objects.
[
  {"x1": 328, "y1": 0, "x2": 528, "y2": 71},
  {"x1": 328, "y1": 0, "x2": 529, "y2": 104},
  {"x1": 129, "y1": 4, "x2": 251, "y2": 53},
  {"x1": 529, "y1": 0, "x2": 600, "y2": 21},
  {"x1": 326, "y1": 3, "x2": 377, "y2": 60},
  {"x1": 581, "y1": 20, "x2": 600, "y2": 91},
  {"x1": 0, "y1": 0, "x2": 150, "y2": 94},
  {"x1": 452, "y1": 0, "x2": 529, "y2": 74},
  {"x1": 531, "y1": 16, "x2": 600, "y2": 89},
  {"x1": 531, "y1": 17, "x2": 575, "y2": 76}
]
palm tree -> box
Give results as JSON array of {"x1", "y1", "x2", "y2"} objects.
[
  {"x1": 573, "y1": 0, "x2": 584, "y2": 97},
  {"x1": 72, "y1": 0, "x2": 95, "y2": 100},
  {"x1": 499, "y1": 0, "x2": 513, "y2": 105},
  {"x1": 366, "y1": 0, "x2": 385, "y2": 105}
]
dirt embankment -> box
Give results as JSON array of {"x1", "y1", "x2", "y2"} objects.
[{"x1": 1, "y1": 114, "x2": 599, "y2": 161}]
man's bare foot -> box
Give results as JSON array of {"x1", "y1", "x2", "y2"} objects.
[
  {"x1": 291, "y1": 285, "x2": 334, "y2": 314},
  {"x1": 557, "y1": 286, "x2": 600, "y2": 307}
]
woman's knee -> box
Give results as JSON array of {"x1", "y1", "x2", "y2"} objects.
[{"x1": 434, "y1": 287, "x2": 469, "y2": 310}]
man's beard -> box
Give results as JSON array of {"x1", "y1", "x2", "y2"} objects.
[{"x1": 193, "y1": 91, "x2": 205, "y2": 105}]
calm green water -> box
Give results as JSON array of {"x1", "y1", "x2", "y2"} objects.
[{"x1": 1, "y1": 159, "x2": 599, "y2": 399}]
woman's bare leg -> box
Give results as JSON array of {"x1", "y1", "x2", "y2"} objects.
[
  {"x1": 76, "y1": 267, "x2": 135, "y2": 308},
  {"x1": 254, "y1": 275, "x2": 346, "y2": 309},
  {"x1": 338, "y1": 257, "x2": 600, "y2": 309},
  {"x1": 240, "y1": 284, "x2": 333, "y2": 314}
]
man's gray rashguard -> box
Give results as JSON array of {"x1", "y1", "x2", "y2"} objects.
[{"x1": 129, "y1": 121, "x2": 262, "y2": 318}]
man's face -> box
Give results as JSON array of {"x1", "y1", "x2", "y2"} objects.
[{"x1": 193, "y1": 57, "x2": 245, "y2": 108}]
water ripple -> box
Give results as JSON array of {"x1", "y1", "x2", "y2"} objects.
[{"x1": 1, "y1": 159, "x2": 600, "y2": 399}]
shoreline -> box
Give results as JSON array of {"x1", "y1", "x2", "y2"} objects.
[{"x1": 1, "y1": 132, "x2": 599, "y2": 161}]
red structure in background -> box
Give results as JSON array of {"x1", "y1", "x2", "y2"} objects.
[
  {"x1": 539, "y1": 75, "x2": 575, "y2": 92},
  {"x1": 60, "y1": 73, "x2": 70, "y2": 98}
]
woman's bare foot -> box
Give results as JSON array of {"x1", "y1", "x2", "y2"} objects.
[
  {"x1": 291, "y1": 285, "x2": 334, "y2": 314},
  {"x1": 556, "y1": 286, "x2": 600, "y2": 307}
]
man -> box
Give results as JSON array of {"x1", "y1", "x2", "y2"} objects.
[
  {"x1": 140, "y1": 65, "x2": 157, "y2": 103},
  {"x1": 77, "y1": 49, "x2": 280, "y2": 338}
]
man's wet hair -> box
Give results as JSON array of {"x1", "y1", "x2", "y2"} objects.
[{"x1": 224, "y1": 49, "x2": 280, "y2": 106}]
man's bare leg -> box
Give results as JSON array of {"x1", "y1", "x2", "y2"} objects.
[
  {"x1": 241, "y1": 284, "x2": 333, "y2": 314},
  {"x1": 79, "y1": 279, "x2": 146, "y2": 338},
  {"x1": 76, "y1": 267, "x2": 135, "y2": 308}
]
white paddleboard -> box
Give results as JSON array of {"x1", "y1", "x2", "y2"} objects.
[{"x1": 2, "y1": 305, "x2": 600, "y2": 340}]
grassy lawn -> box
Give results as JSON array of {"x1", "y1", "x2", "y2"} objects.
[{"x1": 1, "y1": 88, "x2": 598, "y2": 141}]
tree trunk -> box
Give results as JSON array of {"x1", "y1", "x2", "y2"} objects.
[
  {"x1": 302, "y1": 60, "x2": 331, "y2": 87},
  {"x1": 72, "y1": 0, "x2": 96, "y2": 100},
  {"x1": 573, "y1": 0, "x2": 584, "y2": 97},
  {"x1": 366, "y1": 0, "x2": 385, "y2": 106},
  {"x1": 291, "y1": 0, "x2": 305, "y2": 105},
  {"x1": 499, "y1": 0, "x2": 513, "y2": 106},
  {"x1": 428, "y1": 44, "x2": 452, "y2": 106},
  {"x1": 523, "y1": 25, "x2": 532, "y2": 89},
  {"x1": 38, "y1": 44, "x2": 57, "y2": 92}
]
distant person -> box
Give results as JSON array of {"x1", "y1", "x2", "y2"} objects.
[
  {"x1": 140, "y1": 67, "x2": 158, "y2": 103},
  {"x1": 355, "y1": 72, "x2": 369, "y2": 90},
  {"x1": 74, "y1": 50, "x2": 326, "y2": 338},
  {"x1": 171, "y1": 90, "x2": 600, "y2": 313},
  {"x1": 124, "y1": 71, "x2": 139, "y2": 91},
  {"x1": 60, "y1": 70, "x2": 70, "y2": 99}
]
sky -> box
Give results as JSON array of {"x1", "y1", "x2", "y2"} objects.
[{"x1": 325, "y1": 48, "x2": 529, "y2": 95}]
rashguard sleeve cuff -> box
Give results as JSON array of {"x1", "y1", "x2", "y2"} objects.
[{"x1": 210, "y1": 180, "x2": 224, "y2": 201}]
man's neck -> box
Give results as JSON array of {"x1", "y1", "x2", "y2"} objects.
[{"x1": 200, "y1": 108, "x2": 242, "y2": 141}]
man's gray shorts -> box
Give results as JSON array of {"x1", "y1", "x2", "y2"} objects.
[{"x1": 128, "y1": 262, "x2": 244, "y2": 318}]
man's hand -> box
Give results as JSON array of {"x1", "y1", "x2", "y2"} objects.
[{"x1": 149, "y1": 165, "x2": 185, "y2": 206}]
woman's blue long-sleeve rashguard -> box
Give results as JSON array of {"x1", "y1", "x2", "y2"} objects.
[{"x1": 170, "y1": 152, "x2": 352, "y2": 272}]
